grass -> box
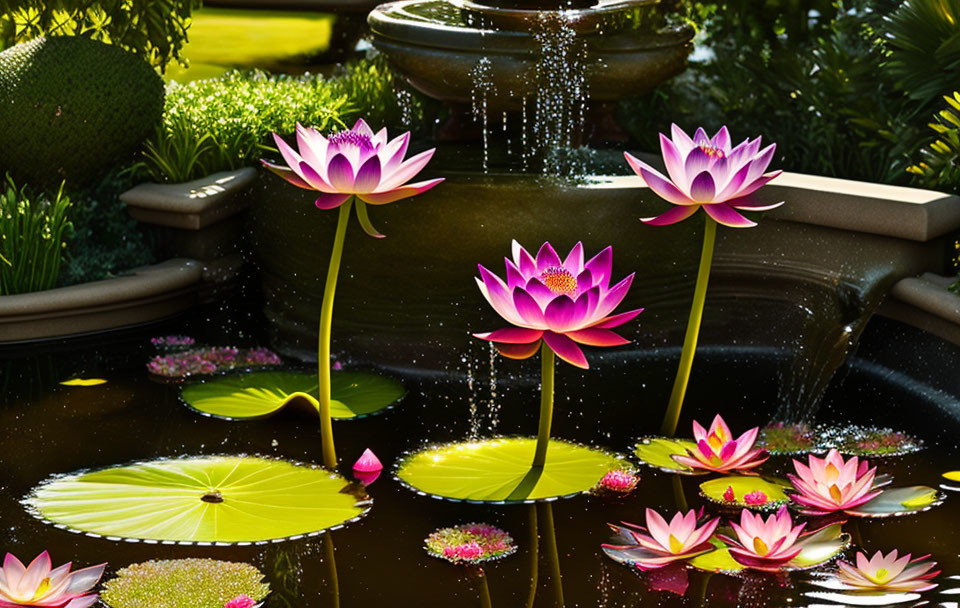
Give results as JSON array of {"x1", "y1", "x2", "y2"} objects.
[{"x1": 166, "y1": 8, "x2": 335, "y2": 82}]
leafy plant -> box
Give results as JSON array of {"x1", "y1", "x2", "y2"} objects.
[
  {"x1": 0, "y1": 0, "x2": 202, "y2": 70},
  {"x1": 136, "y1": 55, "x2": 427, "y2": 183},
  {"x1": 885, "y1": 0, "x2": 960, "y2": 108},
  {"x1": 0, "y1": 174, "x2": 73, "y2": 295},
  {"x1": 59, "y1": 170, "x2": 155, "y2": 286},
  {"x1": 908, "y1": 92, "x2": 960, "y2": 191}
]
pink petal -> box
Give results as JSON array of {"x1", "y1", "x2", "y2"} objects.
[
  {"x1": 659, "y1": 133, "x2": 687, "y2": 187},
  {"x1": 352, "y1": 118, "x2": 374, "y2": 137},
  {"x1": 314, "y1": 192, "x2": 352, "y2": 210},
  {"x1": 688, "y1": 171, "x2": 716, "y2": 203},
  {"x1": 712, "y1": 126, "x2": 731, "y2": 151},
  {"x1": 566, "y1": 328, "x2": 630, "y2": 347},
  {"x1": 354, "y1": 155, "x2": 382, "y2": 193},
  {"x1": 584, "y1": 246, "x2": 612, "y2": 288},
  {"x1": 299, "y1": 161, "x2": 334, "y2": 192},
  {"x1": 504, "y1": 258, "x2": 525, "y2": 288},
  {"x1": 670, "y1": 124, "x2": 696, "y2": 155},
  {"x1": 327, "y1": 153, "x2": 355, "y2": 191},
  {"x1": 381, "y1": 132, "x2": 411, "y2": 173},
  {"x1": 594, "y1": 273, "x2": 635, "y2": 320},
  {"x1": 563, "y1": 242, "x2": 584, "y2": 274},
  {"x1": 543, "y1": 331, "x2": 588, "y2": 368},
  {"x1": 358, "y1": 178, "x2": 444, "y2": 205},
  {"x1": 512, "y1": 240, "x2": 538, "y2": 277},
  {"x1": 626, "y1": 154, "x2": 696, "y2": 206},
  {"x1": 377, "y1": 148, "x2": 436, "y2": 191},
  {"x1": 513, "y1": 288, "x2": 547, "y2": 326},
  {"x1": 693, "y1": 127, "x2": 710, "y2": 145},
  {"x1": 544, "y1": 296, "x2": 578, "y2": 332},
  {"x1": 536, "y1": 242, "x2": 562, "y2": 271},
  {"x1": 703, "y1": 203, "x2": 756, "y2": 228},
  {"x1": 261, "y1": 160, "x2": 312, "y2": 190},
  {"x1": 474, "y1": 327, "x2": 544, "y2": 343},
  {"x1": 63, "y1": 597, "x2": 99, "y2": 608},
  {"x1": 641, "y1": 205, "x2": 699, "y2": 226},
  {"x1": 273, "y1": 132, "x2": 305, "y2": 176},
  {"x1": 730, "y1": 171, "x2": 782, "y2": 200}
]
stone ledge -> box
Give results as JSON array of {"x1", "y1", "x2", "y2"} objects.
[
  {"x1": 0, "y1": 259, "x2": 204, "y2": 342},
  {"x1": 120, "y1": 168, "x2": 257, "y2": 230},
  {"x1": 879, "y1": 273, "x2": 960, "y2": 345},
  {"x1": 588, "y1": 171, "x2": 960, "y2": 242}
]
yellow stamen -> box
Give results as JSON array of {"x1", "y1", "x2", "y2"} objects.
[
  {"x1": 825, "y1": 463, "x2": 840, "y2": 482},
  {"x1": 32, "y1": 578, "x2": 51, "y2": 600},
  {"x1": 829, "y1": 484, "x2": 843, "y2": 504},
  {"x1": 870, "y1": 568, "x2": 891, "y2": 584},
  {"x1": 699, "y1": 144, "x2": 726, "y2": 159},
  {"x1": 753, "y1": 537, "x2": 769, "y2": 556},
  {"x1": 540, "y1": 267, "x2": 577, "y2": 296},
  {"x1": 708, "y1": 433, "x2": 724, "y2": 450},
  {"x1": 668, "y1": 534, "x2": 685, "y2": 554}
]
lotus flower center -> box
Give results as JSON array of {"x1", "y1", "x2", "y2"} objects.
[
  {"x1": 825, "y1": 463, "x2": 840, "y2": 482},
  {"x1": 828, "y1": 484, "x2": 843, "y2": 504},
  {"x1": 328, "y1": 129, "x2": 373, "y2": 150},
  {"x1": 32, "y1": 579, "x2": 51, "y2": 600},
  {"x1": 540, "y1": 267, "x2": 577, "y2": 295},
  {"x1": 699, "y1": 143, "x2": 725, "y2": 159},
  {"x1": 871, "y1": 568, "x2": 891, "y2": 584},
  {"x1": 668, "y1": 534, "x2": 685, "y2": 554},
  {"x1": 753, "y1": 537, "x2": 769, "y2": 556},
  {"x1": 708, "y1": 433, "x2": 724, "y2": 450}
]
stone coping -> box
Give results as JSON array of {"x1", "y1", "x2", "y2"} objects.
[
  {"x1": 0, "y1": 259, "x2": 203, "y2": 343},
  {"x1": 584, "y1": 172, "x2": 960, "y2": 242},
  {"x1": 120, "y1": 168, "x2": 257, "y2": 230},
  {"x1": 203, "y1": 0, "x2": 381, "y2": 11},
  {"x1": 880, "y1": 273, "x2": 960, "y2": 345}
]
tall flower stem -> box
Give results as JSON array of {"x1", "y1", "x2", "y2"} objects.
[
  {"x1": 318, "y1": 198, "x2": 354, "y2": 469},
  {"x1": 533, "y1": 343, "x2": 556, "y2": 468},
  {"x1": 660, "y1": 216, "x2": 717, "y2": 437}
]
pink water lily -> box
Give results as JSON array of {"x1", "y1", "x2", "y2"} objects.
[
  {"x1": 719, "y1": 507, "x2": 806, "y2": 571},
  {"x1": 602, "y1": 508, "x2": 719, "y2": 570},
  {"x1": 0, "y1": 551, "x2": 104, "y2": 608},
  {"x1": 625, "y1": 124, "x2": 783, "y2": 228},
  {"x1": 837, "y1": 550, "x2": 939, "y2": 592},
  {"x1": 262, "y1": 118, "x2": 443, "y2": 211},
  {"x1": 787, "y1": 449, "x2": 882, "y2": 515},
  {"x1": 672, "y1": 415, "x2": 768, "y2": 473},
  {"x1": 224, "y1": 596, "x2": 259, "y2": 608},
  {"x1": 473, "y1": 241, "x2": 643, "y2": 368}
]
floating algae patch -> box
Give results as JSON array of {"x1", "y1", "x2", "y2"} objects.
[{"x1": 101, "y1": 558, "x2": 270, "y2": 608}]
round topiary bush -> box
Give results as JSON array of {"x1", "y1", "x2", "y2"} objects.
[{"x1": 0, "y1": 36, "x2": 164, "y2": 187}]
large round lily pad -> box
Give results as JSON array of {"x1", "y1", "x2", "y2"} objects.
[
  {"x1": 396, "y1": 437, "x2": 627, "y2": 503},
  {"x1": 181, "y1": 370, "x2": 405, "y2": 420},
  {"x1": 633, "y1": 437, "x2": 701, "y2": 475},
  {"x1": 843, "y1": 486, "x2": 944, "y2": 518},
  {"x1": 25, "y1": 456, "x2": 370, "y2": 545}
]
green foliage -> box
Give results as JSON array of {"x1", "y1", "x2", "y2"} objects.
[
  {"x1": 908, "y1": 92, "x2": 960, "y2": 191},
  {"x1": 102, "y1": 558, "x2": 270, "y2": 608},
  {"x1": 0, "y1": 174, "x2": 73, "y2": 296},
  {"x1": 619, "y1": 1, "x2": 917, "y2": 183},
  {"x1": 59, "y1": 171, "x2": 155, "y2": 286},
  {"x1": 885, "y1": 0, "x2": 960, "y2": 107},
  {"x1": 137, "y1": 55, "x2": 426, "y2": 183},
  {"x1": 0, "y1": 36, "x2": 165, "y2": 187},
  {"x1": 0, "y1": 0, "x2": 202, "y2": 70}
]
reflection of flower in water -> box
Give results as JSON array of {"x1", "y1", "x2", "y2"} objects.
[
  {"x1": 147, "y1": 347, "x2": 282, "y2": 378},
  {"x1": 425, "y1": 523, "x2": 517, "y2": 565},
  {"x1": 151, "y1": 335, "x2": 196, "y2": 349}
]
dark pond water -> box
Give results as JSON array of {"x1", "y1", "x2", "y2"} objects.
[{"x1": 1, "y1": 298, "x2": 959, "y2": 607}]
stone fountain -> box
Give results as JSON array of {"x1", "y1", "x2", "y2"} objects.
[{"x1": 368, "y1": 0, "x2": 694, "y2": 149}]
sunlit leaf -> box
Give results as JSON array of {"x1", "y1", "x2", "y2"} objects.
[{"x1": 633, "y1": 437, "x2": 700, "y2": 475}]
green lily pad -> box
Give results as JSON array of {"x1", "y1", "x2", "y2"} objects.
[
  {"x1": 689, "y1": 524, "x2": 848, "y2": 573},
  {"x1": 699, "y1": 476, "x2": 790, "y2": 509},
  {"x1": 25, "y1": 456, "x2": 370, "y2": 544},
  {"x1": 845, "y1": 486, "x2": 944, "y2": 518},
  {"x1": 396, "y1": 437, "x2": 627, "y2": 503},
  {"x1": 633, "y1": 437, "x2": 701, "y2": 475},
  {"x1": 181, "y1": 370, "x2": 405, "y2": 420}
]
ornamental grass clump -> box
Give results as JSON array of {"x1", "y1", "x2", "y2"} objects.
[
  {"x1": 0, "y1": 174, "x2": 72, "y2": 295},
  {"x1": 100, "y1": 558, "x2": 269, "y2": 608}
]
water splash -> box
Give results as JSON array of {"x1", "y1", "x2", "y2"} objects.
[
  {"x1": 470, "y1": 57, "x2": 495, "y2": 172},
  {"x1": 462, "y1": 352, "x2": 481, "y2": 440},
  {"x1": 486, "y1": 342, "x2": 500, "y2": 433}
]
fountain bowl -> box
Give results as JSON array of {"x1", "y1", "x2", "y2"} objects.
[{"x1": 367, "y1": 0, "x2": 694, "y2": 112}]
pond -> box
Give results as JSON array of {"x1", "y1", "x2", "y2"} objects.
[{"x1": 2, "y1": 295, "x2": 957, "y2": 607}]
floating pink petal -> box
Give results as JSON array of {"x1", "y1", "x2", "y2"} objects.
[
  {"x1": 353, "y1": 448, "x2": 383, "y2": 473},
  {"x1": 224, "y1": 595, "x2": 259, "y2": 608},
  {"x1": 723, "y1": 486, "x2": 735, "y2": 502}
]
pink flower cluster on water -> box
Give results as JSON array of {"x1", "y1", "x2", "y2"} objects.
[
  {"x1": 151, "y1": 335, "x2": 196, "y2": 347},
  {"x1": 224, "y1": 595, "x2": 259, "y2": 608},
  {"x1": 425, "y1": 523, "x2": 516, "y2": 564},
  {"x1": 598, "y1": 469, "x2": 640, "y2": 493},
  {"x1": 147, "y1": 347, "x2": 282, "y2": 378}
]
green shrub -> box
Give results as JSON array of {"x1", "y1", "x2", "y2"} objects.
[
  {"x1": 0, "y1": 0, "x2": 202, "y2": 70},
  {"x1": 885, "y1": 0, "x2": 960, "y2": 108},
  {"x1": 59, "y1": 171, "x2": 155, "y2": 286},
  {"x1": 0, "y1": 36, "x2": 165, "y2": 187},
  {"x1": 0, "y1": 174, "x2": 73, "y2": 296},
  {"x1": 137, "y1": 55, "x2": 427, "y2": 183}
]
